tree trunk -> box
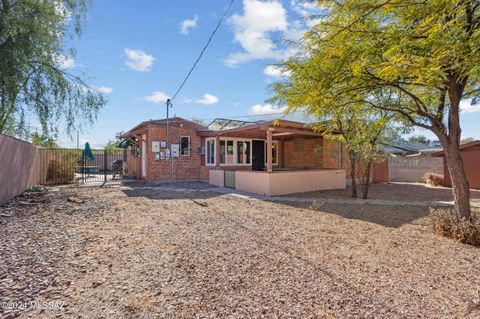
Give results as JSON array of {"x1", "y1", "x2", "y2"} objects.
[
  {"x1": 362, "y1": 158, "x2": 373, "y2": 199},
  {"x1": 439, "y1": 77, "x2": 472, "y2": 220},
  {"x1": 349, "y1": 151, "x2": 357, "y2": 198},
  {"x1": 443, "y1": 142, "x2": 471, "y2": 220}
]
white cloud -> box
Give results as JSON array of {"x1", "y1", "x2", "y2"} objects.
[
  {"x1": 460, "y1": 99, "x2": 480, "y2": 113},
  {"x1": 124, "y1": 48, "x2": 155, "y2": 72},
  {"x1": 183, "y1": 93, "x2": 219, "y2": 105},
  {"x1": 195, "y1": 93, "x2": 219, "y2": 105},
  {"x1": 144, "y1": 91, "x2": 170, "y2": 103},
  {"x1": 55, "y1": 53, "x2": 76, "y2": 69},
  {"x1": 225, "y1": 0, "x2": 288, "y2": 66},
  {"x1": 263, "y1": 65, "x2": 291, "y2": 78},
  {"x1": 248, "y1": 103, "x2": 287, "y2": 115},
  {"x1": 96, "y1": 86, "x2": 113, "y2": 94},
  {"x1": 290, "y1": 0, "x2": 322, "y2": 17},
  {"x1": 180, "y1": 15, "x2": 199, "y2": 35}
]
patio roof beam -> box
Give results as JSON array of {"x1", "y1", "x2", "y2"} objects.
[{"x1": 261, "y1": 127, "x2": 323, "y2": 137}]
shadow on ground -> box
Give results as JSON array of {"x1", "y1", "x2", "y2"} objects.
[
  {"x1": 287, "y1": 182, "x2": 480, "y2": 203},
  {"x1": 278, "y1": 200, "x2": 431, "y2": 228},
  {"x1": 122, "y1": 181, "x2": 223, "y2": 201}
]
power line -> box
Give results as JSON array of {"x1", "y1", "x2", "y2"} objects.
[{"x1": 170, "y1": 0, "x2": 235, "y2": 102}]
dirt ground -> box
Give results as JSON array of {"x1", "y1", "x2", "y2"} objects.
[
  {"x1": 1, "y1": 183, "x2": 479, "y2": 318},
  {"x1": 289, "y1": 182, "x2": 480, "y2": 204}
]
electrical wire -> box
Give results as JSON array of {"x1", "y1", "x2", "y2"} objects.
[{"x1": 170, "y1": 0, "x2": 235, "y2": 102}]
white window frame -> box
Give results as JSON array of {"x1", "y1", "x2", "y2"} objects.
[
  {"x1": 205, "y1": 138, "x2": 216, "y2": 166},
  {"x1": 265, "y1": 140, "x2": 279, "y2": 165},
  {"x1": 219, "y1": 137, "x2": 253, "y2": 167},
  {"x1": 180, "y1": 136, "x2": 190, "y2": 156}
]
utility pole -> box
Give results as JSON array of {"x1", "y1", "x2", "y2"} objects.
[
  {"x1": 77, "y1": 131, "x2": 79, "y2": 149},
  {"x1": 166, "y1": 99, "x2": 173, "y2": 181}
]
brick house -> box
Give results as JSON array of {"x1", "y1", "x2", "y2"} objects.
[{"x1": 121, "y1": 117, "x2": 347, "y2": 195}]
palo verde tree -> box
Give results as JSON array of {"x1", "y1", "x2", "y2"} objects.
[
  {"x1": 271, "y1": 73, "x2": 398, "y2": 199},
  {"x1": 273, "y1": 0, "x2": 480, "y2": 220},
  {"x1": 315, "y1": 107, "x2": 392, "y2": 199},
  {"x1": 0, "y1": 0, "x2": 106, "y2": 137}
]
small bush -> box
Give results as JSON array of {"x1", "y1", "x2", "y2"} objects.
[
  {"x1": 424, "y1": 172, "x2": 444, "y2": 187},
  {"x1": 430, "y1": 208, "x2": 480, "y2": 246}
]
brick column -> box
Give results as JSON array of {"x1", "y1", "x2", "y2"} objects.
[{"x1": 266, "y1": 129, "x2": 273, "y2": 173}]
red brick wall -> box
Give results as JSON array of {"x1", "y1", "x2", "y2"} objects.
[
  {"x1": 283, "y1": 137, "x2": 341, "y2": 169},
  {"x1": 144, "y1": 123, "x2": 204, "y2": 181}
]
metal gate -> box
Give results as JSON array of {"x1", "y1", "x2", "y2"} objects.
[
  {"x1": 224, "y1": 170, "x2": 236, "y2": 188},
  {"x1": 39, "y1": 148, "x2": 126, "y2": 186}
]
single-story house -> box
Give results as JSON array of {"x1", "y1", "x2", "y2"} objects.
[
  {"x1": 120, "y1": 117, "x2": 347, "y2": 195},
  {"x1": 432, "y1": 140, "x2": 480, "y2": 189}
]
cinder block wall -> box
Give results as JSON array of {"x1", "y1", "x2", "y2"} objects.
[{"x1": 388, "y1": 156, "x2": 443, "y2": 182}]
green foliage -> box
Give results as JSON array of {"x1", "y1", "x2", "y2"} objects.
[
  {"x1": 272, "y1": 0, "x2": 479, "y2": 137},
  {"x1": 105, "y1": 131, "x2": 125, "y2": 151},
  {"x1": 409, "y1": 135, "x2": 430, "y2": 145},
  {"x1": 31, "y1": 132, "x2": 58, "y2": 149},
  {"x1": 270, "y1": 0, "x2": 479, "y2": 214},
  {"x1": 461, "y1": 137, "x2": 475, "y2": 144},
  {"x1": 190, "y1": 117, "x2": 206, "y2": 126},
  {"x1": 0, "y1": 0, "x2": 106, "y2": 137}
]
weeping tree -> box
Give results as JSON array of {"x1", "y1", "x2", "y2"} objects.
[
  {"x1": 0, "y1": 0, "x2": 106, "y2": 138},
  {"x1": 273, "y1": 0, "x2": 480, "y2": 220}
]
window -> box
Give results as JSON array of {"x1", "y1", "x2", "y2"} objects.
[
  {"x1": 218, "y1": 138, "x2": 252, "y2": 165},
  {"x1": 226, "y1": 140, "x2": 234, "y2": 164},
  {"x1": 265, "y1": 141, "x2": 279, "y2": 165},
  {"x1": 180, "y1": 136, "x2": 190, "y2": 156},
  {"x1": 272, "y1": 141, "x2": 278, "y2": 164},
  {"x1": 237, "y1": 141, "x2": 244, "y2": 164},
  {"x1": 206, "y1": 138, "x2": 215, "y2": 166},
  {"x1": 220, "y1": 140, "x2": 226, "y2": 164},
  {"x1": 237, "y1": 141, "x2": 251, "y2": 164}
]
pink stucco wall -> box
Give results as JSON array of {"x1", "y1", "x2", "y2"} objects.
[
  {"x1": 0, "y1": 134, "x2": 48, "y2": 204},
  {"x1": 209, "y1": 169, "x2": 224, "y2": 187},
  {"x1": 234, "y1": 169, "x2": 346, "y2": 196}
]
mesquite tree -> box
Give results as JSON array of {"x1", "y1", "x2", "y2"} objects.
[
  {"x1": 0, "y1": 0, "x2": 105, "y2": 137},
  {"x1": 272, "y1": 0, "x2": 480, "y2": 220}
]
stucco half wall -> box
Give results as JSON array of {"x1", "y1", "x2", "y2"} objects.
[
  {"x1": 209, "y1": 169, "x2": 224, "y2": 187},
  {"x1": 234, "y1": 169, "x2": 346, "y2": 196}
]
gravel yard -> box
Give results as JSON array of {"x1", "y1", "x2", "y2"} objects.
[
  {"x1": 289, "y1": 182, "x2": 480, "y2": 204},
  {"x1": 1, "y1": 183, "x2": 480, "y2": 318}
]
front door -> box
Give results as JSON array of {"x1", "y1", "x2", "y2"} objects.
[{"x1": 252, "y1": 140, "x2": 265, "y2": 171}]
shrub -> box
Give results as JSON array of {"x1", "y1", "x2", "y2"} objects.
[
  {"x1": 46, "y1": 152, "x2": 79, "y2": 185},
  {"x1": 424, "y1": 172, "x2": 444, "y2": 187},
  {"x1": 430, "y1": 208, "x2": 480, "y2": 246}
]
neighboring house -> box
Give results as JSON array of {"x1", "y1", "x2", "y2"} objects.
[
  {"x1": 120, "y1": 117, "x2": 346, "y2": 195},
  {"x1": 432, "y1": 140, "x2": 480, "y2": 189},
  {"x1": 380, "y1": 140, "x2": 443, "y2": 183}
]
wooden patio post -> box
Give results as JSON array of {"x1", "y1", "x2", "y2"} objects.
[
  {"x1": 267, "y1": 128, "x2": 273, "y2": 173},
  {"x1": 215, "y1": 135, "x2": 221, "y2": 168}
]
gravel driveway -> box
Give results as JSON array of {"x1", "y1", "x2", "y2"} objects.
[{"x1": 1, "y1": 184, "x2": 479, "y2": 318}]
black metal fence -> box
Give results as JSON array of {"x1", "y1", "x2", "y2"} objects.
[{"x1": 39, "y1": 148, "x2": 126, "y2": 186}]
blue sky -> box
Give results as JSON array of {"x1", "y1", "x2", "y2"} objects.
[{"x1": 57, "y1": 0, "x2": 480, "y2": 147}]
